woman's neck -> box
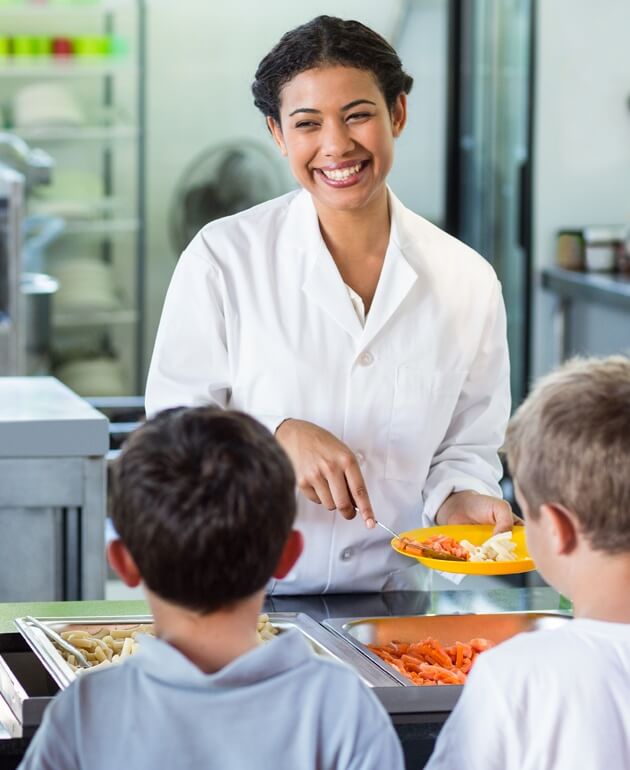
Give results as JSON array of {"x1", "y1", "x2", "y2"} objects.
[
  {"x1": 314, "y1": 185, "x2": 391, "y2": 265},
  {"x1": 145, "y1": 587, "x2": 264, "y2": 674},
  {"x1": 313, "y1": 186, "x2": 390, "y2": 312}
]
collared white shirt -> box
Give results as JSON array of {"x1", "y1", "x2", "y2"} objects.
[
  {"x1": 346, "y1": 283, "x2": 367, "y2": 326},
  {"x1": 146, "y1": 188, "x2": 510, "y2": 593}
]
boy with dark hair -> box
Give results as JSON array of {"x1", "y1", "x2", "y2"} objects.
[
  {"x1": 20, "y1": 407, "x2": 403, "y2": 770},
  {"x1": 426, "y1": 356, "x2": 630, "y2": 770}
]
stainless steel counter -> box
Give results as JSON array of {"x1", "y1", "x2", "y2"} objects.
[
  {"x1": 0, "y1": 587, "x2": 569, "y2": 769},
  {"x1": 263, "y1": 585, "x2": 569, "y2": 622},
  {"x1": 0, "y1": 377, "x2": 108, "y2": 603}
]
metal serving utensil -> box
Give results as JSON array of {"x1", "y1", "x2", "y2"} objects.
[
  {"x1": 376, "y1": 521, "x2": 467, "y2": 562},
  {"x1": 24, "y1": 616, "x2": 91, "y2": 669}
]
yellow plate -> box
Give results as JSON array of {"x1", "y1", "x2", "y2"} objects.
[{"x1": 391, "y1": 525, "x2": 536, "y2": 575}]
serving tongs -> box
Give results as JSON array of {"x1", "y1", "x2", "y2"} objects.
[
  {"x1": 376, "y1": 521, "x2": 467, "y2": 562},
  {"x1": 23, "y1": 616, "x2": 91, "y2": 669}
]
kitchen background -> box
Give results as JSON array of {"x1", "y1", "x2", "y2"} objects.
[
  {"x1": 0, "y1": 0, "x2": 628, "y2": 604},
  {"x1": 0, "y1": 10, "x2": 627, "y2": 760},
  {"x1": 1, "y1": 0, "x2": 629, "y2": 405}
]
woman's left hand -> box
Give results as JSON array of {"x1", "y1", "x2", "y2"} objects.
[{"x1": 435, "y1": 490, "x2": 514, "y2": 534}]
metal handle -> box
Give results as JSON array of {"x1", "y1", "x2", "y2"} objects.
[
  {"x1": 24, "y1": 616, "x2": 91, "y2": 669},
  {"x1": 376, "y1": 521, "x2": 400, "y2": 539}
]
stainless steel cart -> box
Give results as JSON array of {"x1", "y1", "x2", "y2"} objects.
[{"x1": 0, "y1": 377, "x2": 108, "y2": 601}]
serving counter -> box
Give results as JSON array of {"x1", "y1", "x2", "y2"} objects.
[
  {"x1": 0, "y1": 377, "x2": 109, "y2": 602},
  {"x1": 0, "y1": 587, "x2": 570, "y2": 770}
]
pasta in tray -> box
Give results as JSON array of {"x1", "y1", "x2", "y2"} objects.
[{"x1": 53, "y1": 614, "x2": 279, "y2": 672}]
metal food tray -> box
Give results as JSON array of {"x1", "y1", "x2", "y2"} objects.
[
  {"x1": 325, "y1": 611, "x2": 571, "y2": 690},
  {"x1": 0, "y1": 632, "x2": 60, "y2": 730},
  {"x1": 15, "y1": 615, "x2": 153, "y2": 690},
  {"x1": 14, "y1": 612, "x2": 396, "y2": 693}
]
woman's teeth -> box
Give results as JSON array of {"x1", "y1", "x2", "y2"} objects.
[{"x1": 320, "y1": 162, "x2": 363, "y2": 181}]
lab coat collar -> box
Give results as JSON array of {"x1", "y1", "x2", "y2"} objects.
[
  {"x1": 362, "y1": 190, "x2": 418, "y2": 349},
  {"x1": 291, "y1": 188, "x2": 419, "y2": 346},
  {"x1": 293, "y1": 190, "x2": 365, "y2": 341}
]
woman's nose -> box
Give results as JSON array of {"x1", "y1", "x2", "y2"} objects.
[{"x1": 321, "y1": 120, "x2": 354, "y2": 157}]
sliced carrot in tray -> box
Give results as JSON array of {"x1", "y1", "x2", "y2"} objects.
[{"x1": 368, "y1": 635, "x2": 494, "y2": 686}]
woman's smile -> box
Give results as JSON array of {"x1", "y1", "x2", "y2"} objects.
[{"x1": 315, "y1": 159, "x2": 370, "y2": 187}]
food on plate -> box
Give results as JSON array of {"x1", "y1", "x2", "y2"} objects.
[
  {"x1": 393, "y1": 536, "x2": 467, "y2": 561},
  {"x1": 459, "y1": 531, "x2": 519, "y2": 562},
  {"x1": 53, "y1": 615, "x2": 278, "y2": 672},
  {"x1": 396, "y1": 531, "x2": 519, "y2": 564},
  {"x1": 418, "y1": 535, "x2": 471, "y2": 561},
  {"x1": 368, "y1": 635, "x2": 495, "y2": 686}
]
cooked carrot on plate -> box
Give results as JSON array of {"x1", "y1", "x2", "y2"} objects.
[{"x1": 420, "y1": 534, "x2": 471, "y2": 561}]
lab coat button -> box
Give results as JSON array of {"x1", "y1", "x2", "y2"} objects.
[
  {"x1": 358, "y1": 351, "x2": 374, "y2": 367},
  {"x1": 340, "y1": 547, "x2": 354, "y2": 561},
  {"x1": 355, "y1": 451, "x2": 366, "y2": 465}
]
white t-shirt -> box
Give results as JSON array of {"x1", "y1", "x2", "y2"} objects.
[{"x1": 425, "y1": 618, "x2": 630, "y2": 770}]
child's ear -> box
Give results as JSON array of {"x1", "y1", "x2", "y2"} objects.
[
  {"x1": 107, "y1": 540, "x2": 142, "y2": 587},
  {"x1": 540, "y1": 502, "x2": 579, "y2": 555},
  {"x1": 273, "y1": 529, "x2": 304, "y2": 579}
]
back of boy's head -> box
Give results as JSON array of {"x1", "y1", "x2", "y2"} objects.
[
  {"x1": 110, "y1": 406, "x2": 297, "y2": 613},
  {"x1": 505, "y1": 355, "x2": 630, "y2": 553}
]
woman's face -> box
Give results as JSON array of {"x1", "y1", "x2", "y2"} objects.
[{"x1": 268, "y1": 65, "x2": 406, "y2": 215}]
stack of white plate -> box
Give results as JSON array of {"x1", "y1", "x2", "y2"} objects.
[
  {"x1": 13, "y1": 83, "x2": 84, "y2": 129},
  {"x1": 30, "y1": 169, "x2": 104, "y2": 219},
  {"x1": 55, "y1": 357, "x2": 127, "y2": 397},
  {"x1": 51, "y1": 258, "x2": 119, "y2": 311}
]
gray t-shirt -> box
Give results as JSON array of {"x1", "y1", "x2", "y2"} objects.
[{"x1": 19, "y1": 629, "x2": 404, "y2": 770}]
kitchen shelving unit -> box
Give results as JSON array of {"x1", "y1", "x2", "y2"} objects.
[{"x1": 0, "y1": 0, "x2": 146, "y2": 395}]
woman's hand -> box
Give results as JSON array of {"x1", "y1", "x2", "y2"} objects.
[
  {"x1": 275, "y1": 419, "x2": 376, "y2": 529},
  {"x1": 435, "y1": 490, "x2": 514, "y2": 534}
]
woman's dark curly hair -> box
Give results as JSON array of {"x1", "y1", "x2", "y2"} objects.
[{"x1": 252, "y1": 16, "x2": 413, "y2": 124}]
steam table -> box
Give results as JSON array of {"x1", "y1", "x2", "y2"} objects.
[{"x1": 0, "y1": 587, "x2": 569, "y2": 770}]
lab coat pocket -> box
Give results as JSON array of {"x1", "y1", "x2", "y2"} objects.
[{"x1": 385, "y1": 366, "x2": 467, "y2": 483}]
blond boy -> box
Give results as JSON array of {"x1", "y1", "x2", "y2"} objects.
[{"x1": 426, "y1": 356, "x2": 630, "y2": 770}]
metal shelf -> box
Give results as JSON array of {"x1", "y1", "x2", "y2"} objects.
[
  {"x1": 62, "y1": 218, "x2": 139, "y2": 235},
  {"x1": 0, "y1": 0, "x2": 134, "y2": 16},
  {"x1": 12, "y1": 125, "x2": 139, "y2": 142},
  {"x1": 541, "y1": 267, "x2": 630, "y2": 313},
  {"x1": 541, "y1": 266, "x2": 630, "y2": 362},
  {"x1": 0, "y1": 0, "x2": 147, "y2": 394},
  {"x1": 0, "y1": 59, "x2": 136, "y2": 78},
  {"x1": 30, "y1": 195, "x2": 119, "y2": 217},
  {"x1": 53, "y1": 308, "x2": 139, "y2": 328}
]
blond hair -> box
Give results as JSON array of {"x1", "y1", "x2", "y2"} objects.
[{"x1": 505, "y1": 355, "x2": 630, "y2": 553}]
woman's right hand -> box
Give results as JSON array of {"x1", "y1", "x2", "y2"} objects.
[{"x1": 275, "y1": 419, "x2": 376, "y2": 529}]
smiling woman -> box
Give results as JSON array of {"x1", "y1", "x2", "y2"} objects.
[{"x1": 145, "y1": 16, "x2": 513, "y2": 595}]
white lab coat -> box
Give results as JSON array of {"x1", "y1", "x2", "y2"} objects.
[{"x1": 146, "y1": 188, "x2": 511, "y2": 594}]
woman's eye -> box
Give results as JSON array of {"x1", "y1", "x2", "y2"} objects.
[
  {"x1": 347, "y1": 112, "x2": 372, "y2": 122},
  {"x1": 295, "y1": 120, "x2": 320, "y2": 129}
]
